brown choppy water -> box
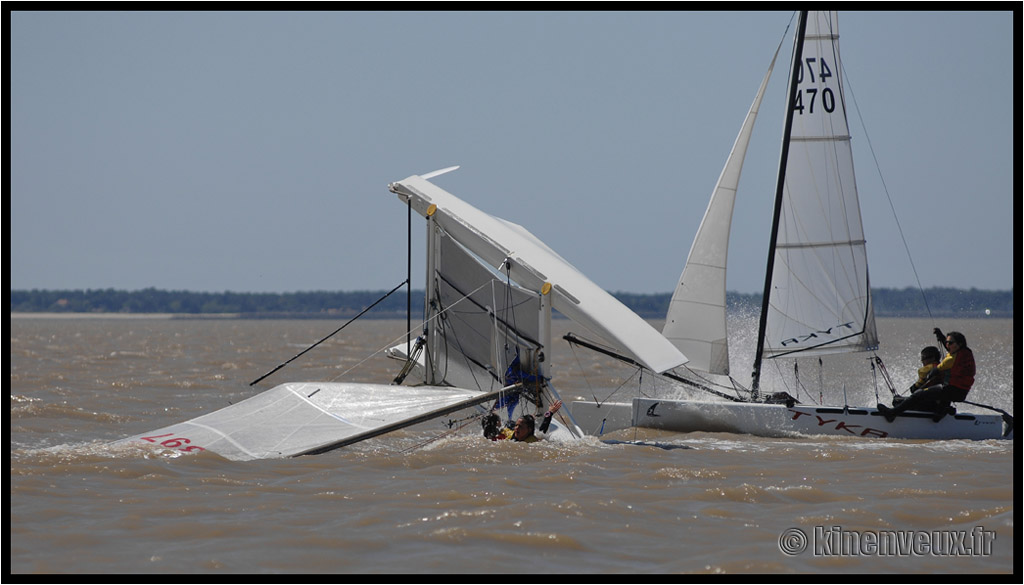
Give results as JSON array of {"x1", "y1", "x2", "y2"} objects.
[{"x1": 10, "y1": 316, "x2": 1015, "y2": 574}]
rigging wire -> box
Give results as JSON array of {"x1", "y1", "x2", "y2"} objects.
[
  {"x1": 676, "y1": 365, "x2": 749, "y2": 401},
  {"x1": 842, "y1": 62, "x2": 935, "y2": 322},
  {"x1": 397, "y1": 412, "x2": 483, "y2": 454},
  {"x1": 537, "y1": 386, "x2": 583, "y2": 440},
  {"x1": 595, "y1": 369, "x2": 643, "y2": 407},
  {"x1": 249, "y1": 280, "x2": 408, "y2": 387},
  {"x1": 328, "y1": 280, "x2": 494, "y2": 383},
  {"x1": 567, "y1": 342, "x2": 600, "y2": 404}
]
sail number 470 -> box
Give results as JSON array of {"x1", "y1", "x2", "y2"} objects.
[
  {"x1": 794, "y1": 56, "x2": 836, "y2": 114},
  {"x1": 141, "y1": 433, "x2": 205, "y2": 453}
]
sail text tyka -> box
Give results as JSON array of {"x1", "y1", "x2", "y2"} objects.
[{"x1": 789, "y1": 409, "x2": 888, "y2": 438}]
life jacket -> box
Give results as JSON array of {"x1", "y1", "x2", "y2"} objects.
[
  {"x1": 912, "y1": 364, "x2": 941, "y2": 390},
  {"x1": 948, "y1": 346, "x2": 975, "y2": 391}
]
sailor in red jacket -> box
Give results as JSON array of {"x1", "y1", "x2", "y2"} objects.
[{"x1": 879, "y1": 329, "x2": 975, "y2": 422}]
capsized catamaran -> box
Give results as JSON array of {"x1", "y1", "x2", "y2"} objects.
[
  {"x1": 383, "y1": 173, "x2": 686, "y2": 380},
  {"x1": 569, "y1": 11, "x2": 1012, "y2": 441},
  {"x1": 117, "y1": 171, "x2": 687, "y2": 460}
]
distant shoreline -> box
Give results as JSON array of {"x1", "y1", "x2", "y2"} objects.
[
  {"x1": 10, "y1": 287, "x2": 1015, "y2": 319},
  {"x1": 9, "y1": 312, "x2": 238, "y2": 320},
  {"x1": 10, "y1": 312, "x2": 1012, "y2": 321}
]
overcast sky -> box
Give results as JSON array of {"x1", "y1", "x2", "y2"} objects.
[{"x1": 10, "y1": 10, "x2": 1016, "y2": 294}]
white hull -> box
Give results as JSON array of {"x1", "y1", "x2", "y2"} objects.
[
  {"x1": 571, "y1": 399, "x2": 1009, "y2": 441},
  {"x1": 569, "y1": 401, "x2": 635, "y2": 437}
]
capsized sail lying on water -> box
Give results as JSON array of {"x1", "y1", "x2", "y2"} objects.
[{"x1": 116, "y1": 383, "x2": 521, "y2": 461}]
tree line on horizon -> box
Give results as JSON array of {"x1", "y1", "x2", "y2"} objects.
[{"x1": 9, "y1": 287, "x2": 1014, "y2": 318}]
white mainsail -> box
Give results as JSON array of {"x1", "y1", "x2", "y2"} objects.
[
  {"x1": 390, "y1": 175, "x2": 687, "y2": 375},
  {"x1": 117, "y1": 383, "x2": 513, "y2": 461},
  {"x1": 663, "y1": 44, "x2": 782, "y2": 375},
  {"x1": 762, "y1": 11, "x2": 878, "y2": 359}
]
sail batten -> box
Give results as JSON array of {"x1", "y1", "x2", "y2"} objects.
[
  {"x1": 776, "y1": 239, "x2": 866, "y2": 250},
  {"x1": 791, "y1": 135, "x2": 852, "y2": 143}
]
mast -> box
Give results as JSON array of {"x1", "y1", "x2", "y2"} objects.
[
  {"x1": 751, "y1": 11, "x2": 808, "y2": 399},
  {"x1": 423, "y1": 204, "x2": 440, "y2": 385},
  {"x1": 407, "y1": 199, "x2": 412, "y2": 357},
  {"x1": 538, "y1": 282, "x2": 553, "y2": 381}
]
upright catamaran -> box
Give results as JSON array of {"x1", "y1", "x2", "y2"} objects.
[{"x1": 570, "y1": 11, "x2": 1010, "y2": 440}]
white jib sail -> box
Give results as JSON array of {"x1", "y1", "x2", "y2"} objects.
[
  {"x1": 663, "y1": 44, "x2": 782, "y2": 375},
  {"x1": 390, "y1": 175, "x2": 687, "y2": 374},
  {"x1": 764, "y1": 11, "x2": 879, "y2": 359}
]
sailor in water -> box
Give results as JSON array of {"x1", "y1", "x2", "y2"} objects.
[{"x1": 483, "y1": 400, "x2": 562, "y2": 442}]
